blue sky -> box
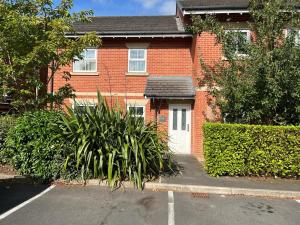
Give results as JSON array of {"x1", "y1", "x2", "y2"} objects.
[{"x1": 62, "y1": 0, "x2": 177, "y2": 16}]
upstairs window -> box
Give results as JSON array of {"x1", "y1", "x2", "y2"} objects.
[
  {"x1": 73, "y1": 49, "x2": 97, "y2": 73},
  {"x1": 225, "y1": 30, "x2": 251, "y2": 57},
  {"x1": 128, "y1": 49, "x2": 147, "y2": 72}
]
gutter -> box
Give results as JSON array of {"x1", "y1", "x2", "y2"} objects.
[
  {"x1": 66, "y1": 33, "x2": 193, "y2": 38},
  {"x1": 183, "y1": 9, "x2": 249, "y2": 15}
]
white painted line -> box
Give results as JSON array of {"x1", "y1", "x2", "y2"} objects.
[
  {"x1": 0, "y1": 185, "x2": 55, "y2": 220},
  {"x1": 168, "y1": 191, "x2": 175, "y2": 225},
  {"x1": 296, "y1": 200, "x2": 300, "y2": 204}
]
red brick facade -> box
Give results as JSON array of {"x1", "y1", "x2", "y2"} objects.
[{"x1": 51, "y1": 13, "x2": 248, "y2": 160}]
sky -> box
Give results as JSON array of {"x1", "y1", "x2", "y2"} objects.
[{"x1": 62, "y1": 0, "x2": 177, "y2": 16}]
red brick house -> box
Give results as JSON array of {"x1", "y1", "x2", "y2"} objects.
[{"x1": 51, "y1": 0, "x2": 263, "y2": 160}]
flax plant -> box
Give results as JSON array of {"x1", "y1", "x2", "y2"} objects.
[{"x1": 59, "y1": 92, "x2": 173, "y2": 189}]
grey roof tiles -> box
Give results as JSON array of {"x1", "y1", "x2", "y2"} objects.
[
  {"x1": 144, "y1": 76, "x2": 195, "y2": 99},
  {"x1": 72, "y1": 16, "x2": 186, "y2": 34}
]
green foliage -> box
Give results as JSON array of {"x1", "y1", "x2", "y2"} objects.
[
  {"x1": 0, "y1": 0, "x2": 101, "y2": 112},
  {"x1": 0, "y1": 115, "x2": 16, "y2": 163},
  {"x1": 203, "y1": 123, "x2": 300, "y2": 178},
  {"x1": 189, "y1": 0, "x2": 300, "y2": 125},
  {"x1": 59, "y1": 93, "x2": 172, "y2": 189},
  {"x1": 4, "y1": 110, "x2": 72, "y2": 182}
]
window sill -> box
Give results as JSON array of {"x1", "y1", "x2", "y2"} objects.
[
  {"x1": 126, "y1": 72, "x2": 149, "y2": 76},
  {"x1": 70, "y1": 72, "x2": 99, "y2": 76}
]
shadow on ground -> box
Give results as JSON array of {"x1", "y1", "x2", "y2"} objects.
[{"x1": 0, "y1": 178, "x2": 49, "y2": 215}]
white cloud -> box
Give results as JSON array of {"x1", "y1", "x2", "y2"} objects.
[
  {"x1": 159, "y1": 0, "x2": 176, "y2": 15},
  {"x1": 134, "y1": 0, "x2": 159, "y2": 9}
]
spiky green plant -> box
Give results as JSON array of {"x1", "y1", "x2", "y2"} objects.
[{"x1": 59, "y1": 92, "x2": 173, "y2": 189}]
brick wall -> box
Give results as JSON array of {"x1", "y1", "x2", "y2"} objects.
[
  {"x1": 51, "y1": 27, "x2": 233, "y2": 159},
  {"x1": 52, "y1": 38, "x2": 193, "y2": 94}
]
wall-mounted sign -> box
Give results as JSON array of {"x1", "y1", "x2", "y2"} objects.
[{"x1": 159, "y1": 115, "x2": 166, "y2": 123}]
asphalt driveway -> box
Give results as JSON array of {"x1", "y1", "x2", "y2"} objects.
[
  {"x1": 0, "y1": 185, "x2": 299, "y2": 225},
  {"x1": 0, "y1": 182, "x2": 49, "y2": 215}
]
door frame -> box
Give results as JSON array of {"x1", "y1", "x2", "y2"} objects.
[{"x1": 168, "y1": 104, "x2": 192, "y2": 154}]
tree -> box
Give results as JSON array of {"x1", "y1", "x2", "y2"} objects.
[
  {"x1": 0, "y1": 0, "x2": 101, "y2": 112},
  {"x1": 189, "y1": 0, "x2": 300, "y2": 125}
]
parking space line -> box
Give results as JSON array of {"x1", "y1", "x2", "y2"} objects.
[
  {"x1": 168, "y1": 191, "x2": 175, "y2": 225},
  {"x1": 0, "y1": 185, "x2": 56, "y2": 220},
  {"x1": 296, "y1": 200, "x2": 300, "y2": 204}
]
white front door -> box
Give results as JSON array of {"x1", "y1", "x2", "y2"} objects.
[{"x1": 168, "y1": 104, "x2": 191, "y2": 154}]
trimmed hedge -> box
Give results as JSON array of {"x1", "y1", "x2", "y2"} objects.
[{"x1": 203, "y1": 123, "x2": 300, "y2": 178}]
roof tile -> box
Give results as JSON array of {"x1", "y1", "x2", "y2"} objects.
[{"x1": 144, "y1": 76, "x2": 195, "y2": 99}]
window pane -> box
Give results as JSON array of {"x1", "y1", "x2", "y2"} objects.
[
  {"x1": 130, "y1": 49, "x2": 145, "y2": 59},
  {"x1": 129, "y1": 61, "x2": 145, "y2": 72},
  {"x1": 181, "y1": 109, "x2": 186, "y2": 130},
  {"x1": 173, "y1": 109, "x2": 178, "y2": 130},
  {"x1": 137, "y1": 50, "x2": 145, "y2": 59},
  {"x1": 136, "y1": 107, "x2": 144, "y2": 116},
  {"x1": 74, "y1": 105, "x2": 95, "y2": 114},
  {"x1": 130, "y1": 50, "x2": 138, "y2": 59},
  {"x1": 237, "y1": 33, "x2": 248, "y2": 54},
  {"x1": 74, "y1": 60, "x2": 85, "y2": 71},
  {"x1": 85, "y1": 49, "x2": 96, "y2": 59},
  {"x1": 128, "y1": 106, "x2": 144, "y2": 122},
  {"x1": 86, "y1": 61, "x2": 96, "y2": 71},
  {"x1": 73, "y1": 49, "x2": 97, "y2": 72},
  {"x1": 128, "y1": 107, "x2": 135, "y2": 114}
]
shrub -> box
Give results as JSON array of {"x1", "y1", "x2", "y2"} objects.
[
  {"x1": 203, "y1": 123, "x2": 300, "y2": 178},
  {"x1": 60, "y1": 93, "x2": 172, "y2": 189},
  {"x1": 4, "y1": 110, "x2": 71, "y2": 182},
  {"x1": 0, "y1": 115, "x2": 16, "y2": 163}
]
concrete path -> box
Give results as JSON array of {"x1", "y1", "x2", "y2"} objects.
[
  {"x1": 0, "y1": 186, "x2": 299, "y2": 225},
  {"x1": 162, "y1": 155, "x2": 300, "y2": 192}
]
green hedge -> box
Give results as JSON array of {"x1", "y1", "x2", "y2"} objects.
[
  {"x1": 203, "y1": 123, "x2": 300, "y2": 178},
  {"x1": 0, "y1": 116, "x2": 16, "y2": 163},
  {"x1": 3, "y1": 110, "x2": 72, "y2": 182}
]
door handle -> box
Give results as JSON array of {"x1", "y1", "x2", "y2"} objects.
[{"x1": 187, "y1": 124, "x2": 189, "y2": 132}]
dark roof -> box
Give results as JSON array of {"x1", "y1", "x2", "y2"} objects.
[
  {"x1": 144, "y1": 76, "x2": 195, "y2": 99},
  {"x1": 72, "y1": 16, "x2": 186, "y2": 35},
  {"x1": 177, "y1": 0, "x2": 250, "y2": 10}
]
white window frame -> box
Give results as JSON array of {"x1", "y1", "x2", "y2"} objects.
[
  {"x1": 72, "y1": 100, "x2": 97, "y2": 111},
  {"x1": 127, "y1": 104, "x2": 145, "y2": 120},
  {"x1": 73, "y1": 49, "x2": 97, "y2": 73},
  {"x1": 128, "y1": 48, "x2": 147, "y2": 73},
  {"x1": 226, "y1": 29, "x2": 251, "y2": 57},
  {"x1": 284, "y1": 29, "x2": 300, "y2": 45},
  {"x1": 292, "y1": 29, "x2": 300, "y2": 45},
  {"x1": 296, "y1": 30, "x2": 300, "y2": 45}
]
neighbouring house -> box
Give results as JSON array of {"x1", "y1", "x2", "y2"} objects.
[{"x1": 51, "y1": 0, "x2": 299, "y2": 160}]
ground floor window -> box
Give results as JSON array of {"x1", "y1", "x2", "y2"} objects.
[
  {"x1": 127, "y1": 105, "x2": 145, "y2": 121},
  {"x1": 73, "y1": 101, "x2": 96, "y2": 113}
]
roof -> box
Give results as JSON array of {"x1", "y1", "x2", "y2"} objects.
[
  {"x1": 177, "y1": 0, "x2": 250, "y2": 10},
  {"x1": 144, "y1": 76, "x2": 195, "y2": 99},
  {"x1": 177, "y1": 0, "x2": 299, "y2": 11},
  {"x1": 72, "y1": 16, "x2": 187, "y2": 35}
]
